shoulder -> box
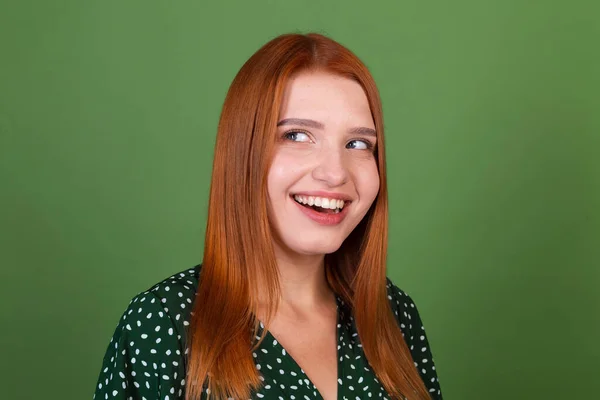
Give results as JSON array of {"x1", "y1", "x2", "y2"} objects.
[
  {"x1": 384, "y1": 277, "x2": 430, "y2": 356},
  {"x1": 111, "y1": 265, "x2": 200, "y2": 351},
  {"x1": 385, "y1": 277, "x2": 444, "y2": 398},
  {"x1": 142, "y1": 265, "x2": 199, "y2": 309},
  {"x1": 93, "y1": 265, "x2": 201, "y2": 399},
  {"x1": 385, "y1": 277, "x2": 420, "y2": 328},
  {"x1": 127, "y1": 265, "x2": 200, "y2": 333}
]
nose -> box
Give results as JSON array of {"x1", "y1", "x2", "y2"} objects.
[{"x1": 311, "y1": 147, "x2": 349, "y2": 187}]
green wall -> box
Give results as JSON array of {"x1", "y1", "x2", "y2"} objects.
[{"x1": 1, "y1": 1, "x2": 598, "y2": 399}]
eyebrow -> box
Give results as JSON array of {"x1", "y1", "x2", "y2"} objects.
[{"x1": 277, "y1": 118, "x2": 376, "y2": 137}]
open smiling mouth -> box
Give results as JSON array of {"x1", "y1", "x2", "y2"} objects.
[{"x1": 292, "y1": 194, "x2": 348, "y2": 214}]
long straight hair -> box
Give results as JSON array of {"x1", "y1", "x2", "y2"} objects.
[{"x1": 186, "y1": 33, "x2": 430, "y2": 400}]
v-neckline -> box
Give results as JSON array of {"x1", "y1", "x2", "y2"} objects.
[{"x1": 256, "y1": 296, "x2": 344, "y2": 400}]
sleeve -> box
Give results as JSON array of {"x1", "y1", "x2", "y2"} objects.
[
  {"x1": 93, "y1": 292, "x2": 187, "y2": 400},
  {"x1": 386, "y1": 279, "x2": 443, "y2": 400}
]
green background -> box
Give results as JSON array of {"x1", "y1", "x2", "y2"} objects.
[{"x1": 1, "y1": 1, "x2": 598, "y2": 399}]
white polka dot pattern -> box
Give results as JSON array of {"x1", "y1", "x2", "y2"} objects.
[{"x1": 93, "y1": 266, "x2": 442, "y2": 399}]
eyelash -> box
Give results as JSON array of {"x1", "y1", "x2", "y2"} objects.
[
  {"x1": 282, "y1": 129, "x2": 375, "y2": 151},
  {"x1": 348, "y1": 138, "x2": 375, "y2": 151},
  {"x1": 282, "y1": 129, "x2": 311, "y2": 142}
]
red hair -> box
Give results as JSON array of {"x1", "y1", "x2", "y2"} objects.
[{"x1": 186, "y1": 33, "x2": 430, "y2": 400}]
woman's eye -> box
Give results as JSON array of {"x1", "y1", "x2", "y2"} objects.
[
  {"x1": 284, "y1": 131, "x2": 311, "y2": 142},
  {"x1": 346, "y1": 139, "x2": 372, "y2": 150}
]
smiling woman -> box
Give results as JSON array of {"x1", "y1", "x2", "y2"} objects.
[
  {"x1": 93, "y1": 33, "x2": 443, "y2": 400},
  {"x1": 269, "y1": 72, "x2": 380, "y2": 253}
]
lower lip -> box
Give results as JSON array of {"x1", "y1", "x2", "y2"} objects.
[{"x1": 292, "y1": 197, "x2": 350, "y2": 226}]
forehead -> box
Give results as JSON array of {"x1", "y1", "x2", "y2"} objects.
[{"x1": 278, "y1": 71, "x2": 374, "y2": 127}]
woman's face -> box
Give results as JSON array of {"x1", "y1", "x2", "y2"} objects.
[{"x1": 267, "y1": 71, "x2": 380, "y2": 258}]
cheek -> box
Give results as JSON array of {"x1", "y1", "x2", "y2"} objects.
[
  {"x1": 356, "y1": 162, "x2": 380, "y2": 204},
  {"x1": 267, "y1": 152, "x2": 302, "y2": 200}
]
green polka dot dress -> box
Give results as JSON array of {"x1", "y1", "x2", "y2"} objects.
[{"x1": 93, "y1": 265, "x2": 443, "y2": 399}]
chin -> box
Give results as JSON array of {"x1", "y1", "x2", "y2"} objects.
[{"x1": 287, "y1": 237, "x2": 345, "y2": 257}]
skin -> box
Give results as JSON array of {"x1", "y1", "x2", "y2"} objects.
[{"x1": 264, "y1": 71, "x2": 380, "y2": 400}]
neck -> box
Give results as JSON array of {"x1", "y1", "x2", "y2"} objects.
[
  {"x1": 253, "y1": 245, "x2": 338, "y2": 331},
  {"x1": 279, "y1": 257, "x2": 329, "y2": 306},
  {"x1": 253, "y1": 243, "x2": 337, "y2": 326},
  {"x1": 272, "y1": 243, "x2": 334, "y2": 309}
]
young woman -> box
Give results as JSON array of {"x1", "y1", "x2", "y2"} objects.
[{"x1": 93, "y1": 33, "x2": 443, "y2": 400}]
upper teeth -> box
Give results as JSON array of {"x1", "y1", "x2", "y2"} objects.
[{"x1": 293, "y1": 195, "x2": 345, "y2": 210}]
